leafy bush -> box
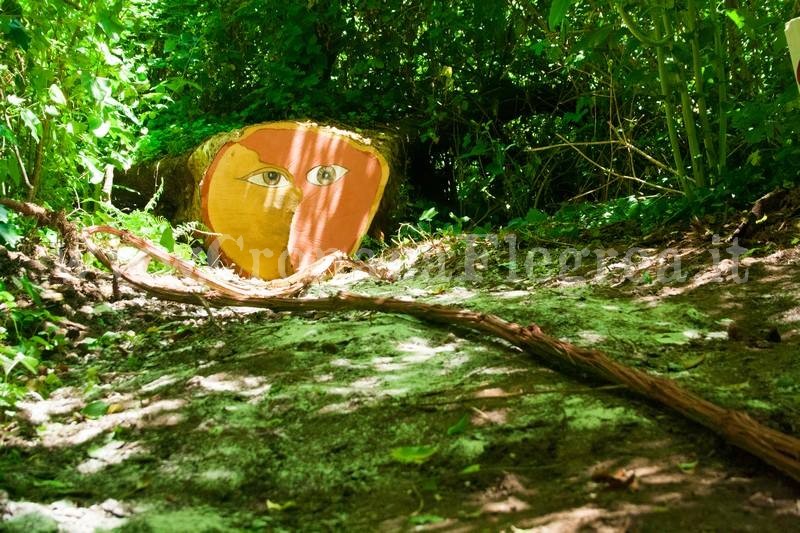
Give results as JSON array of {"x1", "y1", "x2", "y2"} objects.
[
  {"x1": 4, "y1": 0, "x2": 800, "y2": 229},
  {"x1": 125, "y1": 0, "x2": 800, "y2": 224},
  {"x1": 0, "y1": 279, "x2": 65, "y2": 407}
]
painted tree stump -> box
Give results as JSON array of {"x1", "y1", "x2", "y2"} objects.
[
  {"x1": 201, "y1": 122, "x2": 390, "y2": 279},
  {"x1": 116, "y1": 121, "x2": 403, "y2": 279}
]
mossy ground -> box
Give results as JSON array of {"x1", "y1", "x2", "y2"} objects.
[{"x1": 1, "y1": 241, "x2": 800, "y2": 531}]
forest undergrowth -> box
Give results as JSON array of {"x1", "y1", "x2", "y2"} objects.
[{"x1": 1, "y1": 193, "x2": 799, "y2": 531}]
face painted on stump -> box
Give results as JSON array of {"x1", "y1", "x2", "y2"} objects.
[{"x1": 201, "y1": 123, "x2": 389, "y2": 280}]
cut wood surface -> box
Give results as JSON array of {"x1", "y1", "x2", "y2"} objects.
[
  {"x1": 199, "y1": 122, "x2": 391, "y2": 280},
  {"x1": 114, "y1": 121, "x2": 407, "y2": 238}
]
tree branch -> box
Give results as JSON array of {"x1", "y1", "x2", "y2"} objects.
[
  {"x1": 614, "y1": 2, "x2": 671, "y2": 46},
  {"x1": 0, "y1": 88, "x2": 32, "y2": 191},
  {"x1": 554, "y1": 134, "x2": 683, "y2": 195}
]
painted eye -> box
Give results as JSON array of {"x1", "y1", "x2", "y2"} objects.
[
  {"x1": 306, "y1": 164, "x2": 348, "y2": 186},
  {"x1": 244, "y1": 169, "x2": 291, "y2": 188}
]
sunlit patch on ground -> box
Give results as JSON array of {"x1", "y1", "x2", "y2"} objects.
[
  {"x1": 470, "y1": 407, "x2": 509, "y2": 426},
  {"x1": 575, "y1": 330, "x2": 606, "y2": 344},
  {"x1": 0, "y1": 497, "x2": 131, "y2": 532},
  {"x1": 430, "y1": 286, "x2": 478, "y2": 303},
  {"x1": 76, "y1": 440, "x2": 146, "y2": 475},
  {"x1": 38, "y1": 398, "x2": 186, "y2": 448},
  {"x1": 16, "y1": 387, "x2": 84, "y2": 425},
  {"x1": 139, "y1": 374, "x2": 182, "y2": 393},
  {"x1": 512, "y1": 502, "x2": 656, "y2": 531},
  {"x1": 396, "y1": 336, "x2": 458, "y2": 360},
  {"x1": 187, "y1": 372, "x2": 271, "y2": 399}
]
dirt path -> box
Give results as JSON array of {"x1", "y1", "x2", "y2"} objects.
[{"x1": 1, "y1": 243, "x2": 799, "y2": 531}]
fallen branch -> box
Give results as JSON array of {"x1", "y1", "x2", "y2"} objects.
[
  {"x1": 80, "y1": 224, "x2": 386, "y2": 299},
  {"x1": 4, "y1": 198, "x2": 800, "y2": 484},
  {"x1": 0, "y1": 198, "x2": 81, "y2": 265},
  {"x1": 726, "y1": 187, "x2": 790, "y2": 244}
]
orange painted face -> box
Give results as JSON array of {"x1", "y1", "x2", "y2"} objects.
[{"x1": 201, "y1": 123, "x2": 389, "y2": 280}]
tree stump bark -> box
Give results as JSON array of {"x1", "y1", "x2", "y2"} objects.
[{"x1": 115, "y1": 121, "x2": 407, "y2": 279}]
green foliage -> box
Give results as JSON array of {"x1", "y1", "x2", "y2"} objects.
[
  {"x1": 0, "y1": 278, "x2": 66, "y2": 407},
  {"x1": 125, "y1": 0, "x2": 800, "y2": 225},
  {"x1": 549, "y1": 0, "x2": 575, "y2": 29},
  {"x1": 80, "y1": 202, "x2": 204, "y2": 271},
  {"x1": 0, "y1": 0, "x2": 154, "y2": 205},
  {"x1": 390, "y1": 445, "x2": 438, "y2": 465},
  {"x1": 394, "y1": 207, "x2": 464, "y2": 243},
  {"x1": 506, "y1": 195, "x2": 691, "y2": 243},
  {"x1": 3, "y1": 0, "x2": 799, "y2": 231},
  {"x1": 81, "y1": 399, "x2": 109, "y2": 418},
  {"x1": 409, "y1": 514, "x2": 445, "y2": 525},
  {"x1": 0, "y1": 204, "x2": 22, "y2": 247},
  {"x1": 446, "y1": 414, "x2": 470, "y2": 436}
]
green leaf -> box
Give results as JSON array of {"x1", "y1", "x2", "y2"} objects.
[
  {"x1": 1, "y1": 352, "x2": 38, "y2": 376},
  {"x1": 78, "y1": 153, "x2": 106, "y2": 184},
  {"x1": 116, "y1": 102, "x2": 141, "y2": 125},
  {"x1": 680, "y1": 354, "x2": 706, "y2": 370},
  {"x1": 390, "y1": 445, "x2": 438, "y2": 464},
  {"x1": 409, "y1": 515, "x2": 444, "y2": 525},
  {"x1": 90, "y1": 77, "x2": 113, "y2": 103},
  {"x1": 419, "y1": 207, "x2": 438, "y2": 222},
  {"x1": 654, "y1": 332, "x2": 690, "y2": 345},
  {"x1": 82, "y1": 400, "x2": 109, "y2": 418},
  {"x1": 49, "y1": 84, "x2": 67, "y2": 106},
  {"x1": 164, "y1": 37, "x2": 179, "y2": 53},
  {"x1": 460, "y1": 463, "x2": 481, "y2": 474},
  {"x1": 447, "y1": 414, "x2": 470, "y2": 436},
  {"x1": 99, "y1": 42, "x2": 123, "y2": 66},
  {"x1": 18, "y1": 276, "x2": 42, "y2": 306},
  {"x1": 3, "y1": 19, "x2": 30, "y2": 50},
  {"x1": 159, "y1": 224, "x2": 175, "y2": 252},
  {"x1": 266, "y1": 499, "x2": 296, "y2": 512},
  {"x1": 163, "y1": 77, "x2": 202, "y2": 93},
  {"x1": 524, "y1": 208, "x2": 548, "y2": 224},
  {"x1": 549, "y1": 0, "x2": 574, "y2": 29},
  {"x1": 19, "y1": 355, "x2": 39, "y2": 374},
  {"x1": 686, "y1": 308, "x2": 706, "y2": 323},
  {"x1": 31, "y1": 479, "x2": 72, "y2": 490},
  {"x1": 98, "y1": 9, "x2": 126, "y2": 41},
  {"x1": 0, "y1": 220, "x2": 22, "y2": 248},
  {"x1": 1, "y1": 354, "x2": 17, "y2": 376},
  {"x1": 93, "y1": 302, "x2": 115, "y2": 315},
  {"x1": 19, "y1": 109, "x2": 41, "y2": 142},
  {"x1": 0, "y1": 125, "x2": 15, "y2": 143},
  {"x1": 725, "y1": 9, "x2": 744, "y2": 29}
]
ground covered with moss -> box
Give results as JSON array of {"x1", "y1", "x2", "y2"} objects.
[{"x1": 1, "y1": 235, "x2": 800, "y2": 531}]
